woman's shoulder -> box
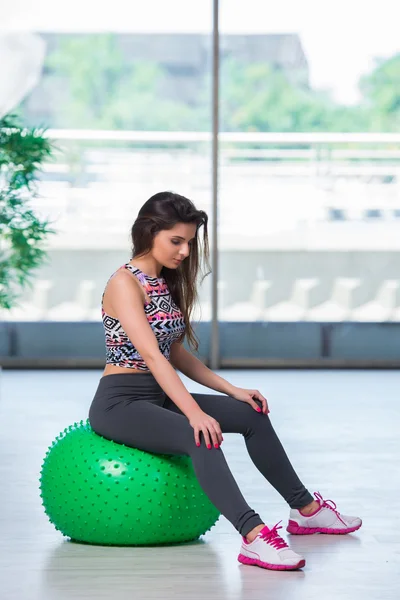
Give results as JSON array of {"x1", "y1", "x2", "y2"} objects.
[{"x1": 105, "y1": 264, "x2": 150, "y2": 304}]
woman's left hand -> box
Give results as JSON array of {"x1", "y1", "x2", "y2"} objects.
[{"x1": 229, "y1": 387, "x2": 270, "y2": 414}]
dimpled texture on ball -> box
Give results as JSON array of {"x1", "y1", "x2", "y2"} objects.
[{"x1": 39, "y1": 420, "x2": 220, "y2": 546}]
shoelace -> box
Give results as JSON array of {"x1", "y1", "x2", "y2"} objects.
[
  {"x1": 314, "y1": 491, "x2": 347, "y2": 526},
  {"x1": 259, "y1": 521, "x2": 289, "y2": 550}
]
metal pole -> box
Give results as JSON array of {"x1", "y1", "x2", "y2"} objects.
[{"x1": 210, "y1": 0, "x2": 220, "y2": 370}]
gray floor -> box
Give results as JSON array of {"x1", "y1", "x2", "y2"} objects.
[{"x1": 1, "y1": 368, "x2": 398, "y2": 599}]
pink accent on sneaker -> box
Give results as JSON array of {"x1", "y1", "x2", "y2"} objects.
[
  {"x1": 287, "y1": 519, "x2": 361, "y2": 535},
  {"x1": 297, "y1": 493, "x2": 346, "y2": 524},
  {"x1": 238, "y1": 553, "x2": 306, "y2": 571},
  {"x1": 241, "y1": 525, "x2": 277, "y2": 546},
  {"x1": 287, "y1": 491, "x2": 362, "y2": 535},
  {"x1": 238, "y1": 522, "x2": 306, "y2": 571},
  {"x1": 314, "y1": 492, "x2": 348, "y2": 526},
  {"x1": 258, "y1": 525, "x2": 289, "y2": 549}
]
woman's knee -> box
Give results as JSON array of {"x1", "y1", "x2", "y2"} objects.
[{"x1": 241, "y1": 408, "x2": 273, "y2": 437}]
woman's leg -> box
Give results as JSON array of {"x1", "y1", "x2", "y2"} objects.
[
  {"x1": 164, "y1": 393, "x2": 314, "y2": 510},
  {"x1": 89, "y1": 397, "x2": 264, "y2": 537}
]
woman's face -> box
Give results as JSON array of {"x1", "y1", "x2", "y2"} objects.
[{"x1": 153, "y1": 222, "x2": 197, "y2": 269}]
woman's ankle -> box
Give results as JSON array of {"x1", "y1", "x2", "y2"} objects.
[
  {"x1": 245, "y1": 524, "x2": 265, "y2": 543},
  {"x1": 299, "y1": 500, "x2": 320, "y2": 516}
]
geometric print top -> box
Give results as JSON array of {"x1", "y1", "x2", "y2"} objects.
[{"x1": 102, "y1": 263, "x2": 186, "y2": 371}]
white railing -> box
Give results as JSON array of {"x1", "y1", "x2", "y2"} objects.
[
  {"x1": 24, "y1": 128, "x2": 400, "y2": 251},
  {"x1": 45, "y1": 130, "x2": 400, "y2": 144},
  {"x1": 42, "y1": 129, "x2": 400, "y2": 181}
]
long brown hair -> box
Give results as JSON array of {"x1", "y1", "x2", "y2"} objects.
[{"x1": 131, "y1": 191, "x2": 211, "y2": 352}]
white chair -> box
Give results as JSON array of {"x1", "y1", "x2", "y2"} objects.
[
  {"x1": 266, "y1": 279, "x2": 321, "y2": 321},
  {"x1": 308, "y1": 278, "x2": 362, "y2": 321},
  {"x1": 353, "y1": 280, "x2": 400, "y2": 321}
]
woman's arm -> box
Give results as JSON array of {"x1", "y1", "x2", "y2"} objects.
[{"x1": 170, "y1": 343, "x2": 236, "y2": 395}]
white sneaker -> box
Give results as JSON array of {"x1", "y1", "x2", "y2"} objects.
[
  {"x1": 287, "y1": 491, "x2": 362, "y2": 535},
  {"x1": 238, "y1": 521, "x2": 306, "y2": 571}
]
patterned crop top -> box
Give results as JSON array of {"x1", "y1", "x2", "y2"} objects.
[{"x1": 102, "y1": 263, "x2": 186, "y2": 371}]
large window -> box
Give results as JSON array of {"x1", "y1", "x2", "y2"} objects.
[
  {"x1": 1, "y1": 5, "x2": 214, "y2": 330},
  {"x1": 1, "y1": 1, "x2": 400, "y2": 366},
  {"x1": 219, "y1": 1, "x2": 400, "y2": 326}
]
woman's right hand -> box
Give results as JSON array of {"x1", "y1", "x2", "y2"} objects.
[{"x1": 188, "y1": 410, "x2": 223, "y2": 448}]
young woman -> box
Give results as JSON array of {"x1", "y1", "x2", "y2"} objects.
[{"x1": 88, "y1": 191, "x2": 362, "y2": 571}]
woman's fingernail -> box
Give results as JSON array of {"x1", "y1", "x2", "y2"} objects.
[
  {"x1": 207, "y1": 444, "x2": 211, "y2": 449},
  {"x1": 196, "y1": 442, "x2": 200, "y2": 447},
  {"x1": 214, "y1": 444, "x2": 219, "y2": 448},
  {"x1": 256, "y1": 407, "x2": 261, "y2": 412}
]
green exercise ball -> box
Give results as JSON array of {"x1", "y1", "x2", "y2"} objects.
[{"x1": 39, "y1": 420, "x2": 220, "y2": 546}]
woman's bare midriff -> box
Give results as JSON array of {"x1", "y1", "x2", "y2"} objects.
[
  {"x1": 102, "y1": 266, "x2": 151, "y2": 378},
  {"x1": 102, "y1": 364, "x2": 145, "y2": 376}
]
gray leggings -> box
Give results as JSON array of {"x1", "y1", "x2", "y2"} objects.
[{"x1": 88, "y1": 373, "x2": 313, "y2": 537}]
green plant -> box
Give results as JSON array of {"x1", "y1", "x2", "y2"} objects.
[{"x1": 0, "y1": 114, "x2": 55, "y2": 310}]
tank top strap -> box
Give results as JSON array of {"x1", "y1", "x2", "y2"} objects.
[
  {"x1": 102, "y1": 262, "x2": 166, "y2": 310},
  {"x1": 123, "y1": 263, "x2": 169, "y2": 303},
  {"x1": 123, "y1": 263, "x2": 159, "y2": 292}
]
